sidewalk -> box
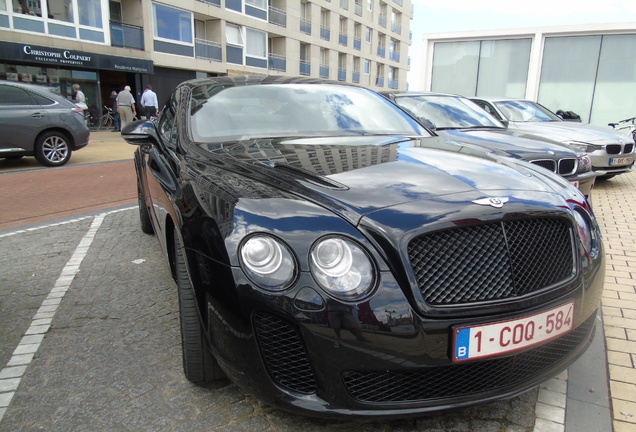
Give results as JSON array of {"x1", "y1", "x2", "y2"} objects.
[{"x1": 593, "y1": 172, "x2": 636, "y2": 432}]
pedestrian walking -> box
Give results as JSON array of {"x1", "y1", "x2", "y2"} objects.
[
  {"x1": 110, "y1": 90, "x2": 121, "y2": 132},
  {"x1": 73, "y1": 84, "x2": 87, "y2": 110},
  {"x1": 140, "y1": 84, "x2": 159, "y2": 120},
  {"x1": 116, "y1": 85, "x2": 136, "y2": 130}
]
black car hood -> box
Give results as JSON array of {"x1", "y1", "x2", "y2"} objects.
[
  {"x1": 439, "y1": 128, "x2": 577, "y2": 160},
  {"x1": 195, "y1": 135, "x2": 573, "y2": 223}
]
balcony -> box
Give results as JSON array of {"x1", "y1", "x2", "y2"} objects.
[
  {"x1": 300, "y1": 60, "x2": 311, "y2": 76},
  {"x1": 300, "y1": 19, "x2": 311, "y2": 35},
  {"x1": 377, "y1": 46, "x2": 386, "y2": 57},
  {"x1": 352, "y1": 72, "x2": 360, "y2": 83},
  {"x1": 195, "y1": 38, "x2": 222, "y2": 61},
  {"x1": 196, "y1": 0, "x2": 220, "y2": 5},
  {"x1": 110, "y1": 22, "x2": 144, "y2": 50},
  {"x1": 390, "y1": 51, "x2": 400, "y2": 62},
  {"x1": 320, "y1": 26, "x2": 330, "y2": 41},
  {"x1": 269, "y1": 6, "x2": 286, "y2": 27},
  {"x1": 320, "y1": 65, "x2": 330, "y2": 78},
  {"x1": 376, "y1": 76, "x2": 385, "y2": 87},
  {"x1": 355, "y1": 3, "x2": 362, "y2": 15},
  {"x1": 393, "y1": 0, "x2": 403, "y2": 5},
  {"x1": 340, "y1": 0, "x2": 349, "y2": 10},
  {"x1": 339, "y1": 33, "x2": 348, "y2": 46},
  {"x1": 389, "y1": 79, "x2": 399, "y2": 89},
  {"x1": 353, "y1": 38, "x2": 361, "y2": 50},
  {"x1": 391, "y1": 22, "x2": 402, "y2": 35},
  {"x1": 338, "y1": 69, "x2": 346, "y2": 81},
  {"x1": 378, "y1": 14, "x2": 387, "y2": 28},
  {"x1": 269, "y1": 54, "x2": 286, "y2": 72}
]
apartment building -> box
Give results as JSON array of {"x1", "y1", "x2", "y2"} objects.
[{"x1": 0, "y1": 0, "x2": 412, "y2": 116}]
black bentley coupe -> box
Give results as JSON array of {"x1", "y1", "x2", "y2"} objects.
[{"x1": 122, "y1": 76, "x2": 604, "y2": 419}]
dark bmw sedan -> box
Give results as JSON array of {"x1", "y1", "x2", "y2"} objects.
[
  {"x1": 382, "y1": 91, "x2": 597, "y2": 198},
  {"x1": 123, "y1": 76, "x2": 604, "y2": 419}
]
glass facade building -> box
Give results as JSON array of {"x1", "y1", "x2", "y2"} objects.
[{"x1": 419, "y1": 23, "x2": 636, "y2": 127}]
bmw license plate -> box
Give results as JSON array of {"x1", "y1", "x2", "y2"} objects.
[
  {"x1": 452, "y1": 301, "x2": 574, "y2": 362},
  {"x1": 610, "y1": 157, "x2": 633, "y2": 166}
]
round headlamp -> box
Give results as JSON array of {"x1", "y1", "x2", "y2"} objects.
[
  {"x1": 240, "y1": 235, "x2": 296, "y2": 291},
  {"x1": 310, "y1": 236, "x2": 374, "y2": 299}
]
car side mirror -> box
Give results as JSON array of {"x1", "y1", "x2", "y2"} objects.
[
  {"x1": 418, "y1": 117, "x2": 436, "y2": 132},
  {"x1": 500, "y1": 119, "x2": 510, "y2": 127},
  {"x1": 121, "y1": 120, "x2": 160, "y2": 146}
]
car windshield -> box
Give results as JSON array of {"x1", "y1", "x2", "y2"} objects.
[
  {"x1": 393, "y1": 95, "x2": 503, "y2": 129},
  {"x1": 494, "y1": 100, "x2": 562, "y2": 122},
  {"x1": 190, "y1": 83, "x2": 429, "y2": 142}
]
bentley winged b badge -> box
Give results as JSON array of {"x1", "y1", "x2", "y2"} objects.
[{"x1": 471, "y1": 197, "x2": 509, "y2": 208}]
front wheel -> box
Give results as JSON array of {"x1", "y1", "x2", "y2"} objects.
[
  {"x1": 34, "y1": 131, "x2": 72, "y2": 167},
  {"x1": 174, "y1": 230, "x2": 226, "y2": 383}
]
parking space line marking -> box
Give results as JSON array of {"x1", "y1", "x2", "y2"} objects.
[{"x1": 0, "y1": 209, "x2": 131, "y2": 423}]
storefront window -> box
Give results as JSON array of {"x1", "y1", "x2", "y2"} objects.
[
  {"x1": 152, "y1": 3, "x2": 193, "y2": 44},
  {"x1": 0, "y1": 62, "x2": 98, "y2": 114},
  {"x1": 78, "y1": 0, "x2": 102, "y2": 28}
]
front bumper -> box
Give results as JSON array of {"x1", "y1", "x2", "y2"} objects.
[{"x1": 202, "y1": 257, "x2": 604, "y2": 419}]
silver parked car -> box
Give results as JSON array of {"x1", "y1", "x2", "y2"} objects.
[
  {"x1": 470, "y1": 97, "x2": 635, "y2": 179},
  {"x1": 0, "y1": 80, "x2": 90, "y2": 167}
]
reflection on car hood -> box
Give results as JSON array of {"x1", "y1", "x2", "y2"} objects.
[
  {"x1": 196, "y1": 135, "x2": 576, "y2": 223},
  {"x1": 439, "y1": 129, "x2": 577, "y2": 159},
  {"x1": 510, "y1": 121, "x2": 633, "y2": 145}
]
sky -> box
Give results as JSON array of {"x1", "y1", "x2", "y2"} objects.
[{"x1": 407, "y1": 0, "x2": 636, "y2": 89}]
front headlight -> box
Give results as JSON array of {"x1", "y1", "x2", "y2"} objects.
[
  {"x1": 577, "y1": 155, "x2": 592, "y2": 173},
  {"x1": 310, "y1": 236, "x2": 375, "y2": 299},
  {"x1": 572, "y1": 209, "x2": 599, "y2": 258},
  {"x1": 240, "y1": 235, "x2": 296, "y2": 291},
  {"x1": 567, "y1": 141, "x2": 604, "y2": 153}
]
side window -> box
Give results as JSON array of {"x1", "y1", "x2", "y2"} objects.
[
  {"x1": 157, "y1": 90, "x2": 177, "y2": 147},
  {"x1": 0, "y1": 86, "x2": 36, "y2": 106},
  {"x1": 29, "y1": 92, "x2": 56, "y2": 106}
]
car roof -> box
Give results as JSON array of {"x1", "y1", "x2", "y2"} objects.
[
  {"x1": 470, "y1": 96, "x2": 524, "y2": 103},
  {"x1": 179, "y1": 75, "x2": 356, "y2": 90},
  {"x1": 381, "y1": 90, "x2": 462, "y2": 98}
]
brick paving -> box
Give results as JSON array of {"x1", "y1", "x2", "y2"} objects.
[
  {"x1": 0, "y1": 131, "x2": 137, "y2": 231},
  {"x1": 593, "y1": 172, "x2": 636, "y2": 432}
]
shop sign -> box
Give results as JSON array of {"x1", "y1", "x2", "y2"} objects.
[{"x1": 0, "y1": 41, "x2": 154, "y2": 74}]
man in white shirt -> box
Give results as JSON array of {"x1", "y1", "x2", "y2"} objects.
[{"x1": 140, "y1": 84, "x2": 159, "y2": 119}]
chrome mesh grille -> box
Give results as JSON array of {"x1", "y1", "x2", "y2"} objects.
[{"x1": 408, "y1": 218, "x2": 574, "y2": 306}]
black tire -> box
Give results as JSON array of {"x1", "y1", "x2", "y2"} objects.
[
  {"x1": 137, "y1": 182, "x2": 154, "y2": 234},
  {"x1": 174, "y1": 230, "x2": 226, "y2": 383},
  {"x1": 34, "y1": 131, "x2": 72, "y2": 167}
]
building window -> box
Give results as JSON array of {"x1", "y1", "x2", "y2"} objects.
[
  {"x1": 365, "y1": 27, "x2": 371, "y2": 44},
  {"x1": 364, "y1": 59, "x2": 370, "y2": 75},
  {"x1": 246, "y1": 28, "x2": 267, "y2": 58},
  {"x1": 78, "y1": 0, "x2": 103, "y2": 28},
  {"x1": 226, "y1": 24, "x2": 243, "y2": 46},
  {"x1": 246, "y1": 0, "x2": 267, "y2": 9},
  {"x1": 153, "y1": 3, "x2": 193, "y2": 44}
]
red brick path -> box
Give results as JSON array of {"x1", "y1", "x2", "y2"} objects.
[{"x1": 0, "y1": 161, "x2": 136, "y2": 231}]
